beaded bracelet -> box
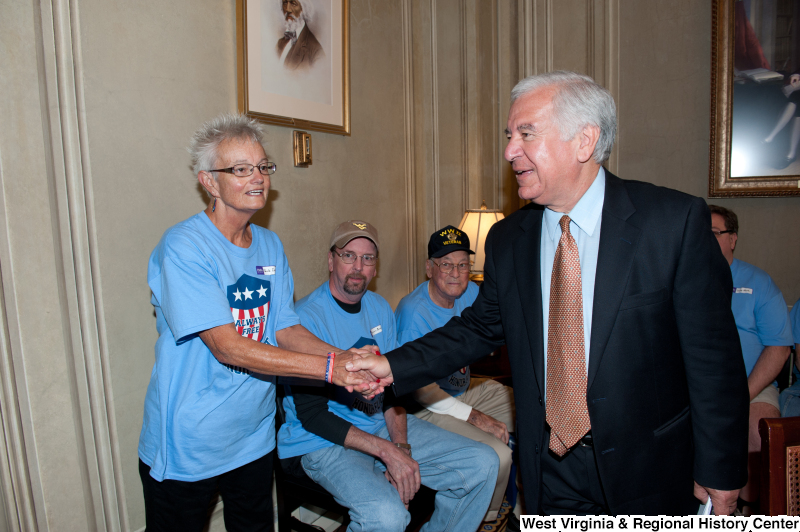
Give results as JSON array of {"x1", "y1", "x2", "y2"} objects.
[{"x1": 325, "y1": 352, "x2": 336, "y2": 384}]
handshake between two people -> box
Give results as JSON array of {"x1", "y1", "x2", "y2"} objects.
[{"x1": 331, "y1": 346, "x2": 394, "y2": 398}]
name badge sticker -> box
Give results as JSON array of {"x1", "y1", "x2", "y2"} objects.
[
  {"x1": 370, "y1": 325, "x2": 383, "y2": 337},
  {"x1": 256, "y1": 266, "x2": 276, "y2": 276},
  {"x1": 734, "y1": 287, "x2": 753, "y2": 294}
]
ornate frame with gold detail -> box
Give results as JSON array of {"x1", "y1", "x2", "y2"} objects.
[
  {"x1": 709, "y1": 0, "x2": 800, "y2": 197},
  {"x1": 236, "y1": 0, "x2": 350, "y2": 135}
]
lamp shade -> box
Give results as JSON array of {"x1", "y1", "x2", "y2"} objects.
[{"x1": 457, "y1": 201, "x2": 504, "y2": 281}]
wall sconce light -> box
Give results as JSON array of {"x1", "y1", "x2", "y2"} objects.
[
  {"x1": 293, "y1": 130, "x2": 312, "y2": 167},
  {"x1": 457, "y1": 200, "x2": 504, "y2": 282}
]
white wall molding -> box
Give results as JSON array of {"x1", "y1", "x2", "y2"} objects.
[
  {"x1": 62, "y1": 0, "x2": 128, "y2": 527},
  {"x1": 494, "y1": 0, "x2": 505, "y2": 211},
  {"x1": 0, "y1": 235, "x2": 37, "y2": 532},
  {"x1": 0, "y1": 0, "x2": 65, "y2": 528},
  {"x1": 39, "y1": 0, "x2": 125, "y2": 529},
  {"x1": 587, "y1": 0, "x2": 620, "y2": 173},
  {"x1": 429, "y1": 0, "x2": 441, "y2": 230},
  {"x1": 587, "y1": 0, "x2": 596, "y2": 79},
  {"x1": 402, "y1": 0, "x2": 418, "y2": 292},
  {"x1": 518, "y1": 0, "x2": 534, "y2": 78},
  {"x1": 544, "y1": 0, "x2": 553, "y2": 73},
  {"x1": 460, "y1": 0, "x2": 471, "y2": 212},
  {"x1": 604, "y1": 0, "x2": 620, "y2": 174},
  {"x1": 517, "y1": 0, "x2": 619, "y2": 175}
]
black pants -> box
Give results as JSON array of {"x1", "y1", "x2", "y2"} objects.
[
  {"x1": 139, "y1": 453, "x2": 274, "y2": 532},
  {"x1": 541, "y1": 432, "x2": 609, "y2": 515}
]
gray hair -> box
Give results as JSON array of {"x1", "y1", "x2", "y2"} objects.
[
  {"x1": 188, "y1": 113, "x2": 266, "y2": 176},
  {"x1": 278, "y1": 0, "x2": 315, "y2": 27},
  {"x1": 511, "y1": 71, "x2": 617, "y2": 163}
]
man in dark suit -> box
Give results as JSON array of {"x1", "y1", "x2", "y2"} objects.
[
  {"x1": 276, "y1": 0, "x2": 324, "y2": 71},
  {"x1": 348, "y1": 71, "x2": 749, "y2": 515}
]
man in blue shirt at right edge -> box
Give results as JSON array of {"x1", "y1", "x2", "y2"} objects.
[
  {"x1": 709, "y1": 205, "x2": 793, "y2": 514},
  {"x1": 781, "y1": 299, "x2": 800, "y2": 416}
]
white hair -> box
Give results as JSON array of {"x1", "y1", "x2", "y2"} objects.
[
  {"x1": 511, "y1": 71, "x2": 617, "y2": 163},
  {"x1": 188, "y1": 113, "x2": 266, "y2": 176},
  {"x1": 278, "y1": 0, "x2": 315, "y2": 27}
]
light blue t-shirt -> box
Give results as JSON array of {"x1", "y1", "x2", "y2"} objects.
[
  {"x1": 791, "y1": 297, "x2": 800, "y2": 345},
  {"x1": 730, "y1": 258, "x2": 793, "y2": 377},
  {"x1": 277, "y1": 283, "x2": 398, "y2": 459},
  {"x1": 395, "y1": 280, "x2": 479, "y2": 396},
  {"x1": 138, "y1": 212, "x2": 300, "y2": 482}
]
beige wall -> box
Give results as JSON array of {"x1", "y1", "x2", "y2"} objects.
[
  {"x1": 0, "y1": 0, "x2": 796, "y2": 530},
  {"x1": 79, "y1": 1, "x2": 240, "y2": 527},
  {"x1": 616, "y1": 0, "x2": 800, "y2": 306}
]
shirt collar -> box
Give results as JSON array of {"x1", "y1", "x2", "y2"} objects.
[{"x1": 544, "y1": 167, "x2": 606, "y2": 242}]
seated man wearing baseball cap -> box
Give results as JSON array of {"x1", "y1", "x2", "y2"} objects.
[
  {"x1": 277, "y1": 220, "x2": 499, "y2": 532},
  {"x1": 395, "y1": 225, "x2": 516, "y2": 526}
]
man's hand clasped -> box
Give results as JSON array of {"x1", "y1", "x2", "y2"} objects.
[
  {"x1": 343, "y1": 353, "x2": 395, "y2": 397},
  {"x1": 331, "y1": 347, "x2": 390, "y2": 396}
]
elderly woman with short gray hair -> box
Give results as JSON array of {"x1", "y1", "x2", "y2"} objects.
[{"x1": 138, "y1": 113, "x2": 376, "y2": 531}]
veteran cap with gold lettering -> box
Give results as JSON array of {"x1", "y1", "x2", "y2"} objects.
[
  {"x1": 428, "y1": 225, "x2": 474, "y2": 259},
  {"x1": 330, "y1": 220, "x2": 380, "y2": 251}
]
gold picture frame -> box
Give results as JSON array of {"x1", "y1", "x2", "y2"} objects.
[
  {"x1": 236, "y1": 0, "x2": 351, "y2": 135},
  {"x1": 709, "y1": 0, "x2": 800, "y2": 197}
]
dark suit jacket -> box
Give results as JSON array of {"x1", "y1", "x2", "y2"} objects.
[
  {"x1": 276, "y1": 24, "x2": 324, "y2": 71},
  {"x1": 387, "y1": 171, "x2": 749, "y2": 515}
]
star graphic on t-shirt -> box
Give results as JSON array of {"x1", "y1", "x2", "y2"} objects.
[
  {"x1": 257, "y1": 285, "x2": 268, "y2": 298},
  {"x1": 233, "y1": 289, "x2": 242, "y2": 301},
  {"x1": 243, "y1": 287, "x2": 254, "y2": 300}
]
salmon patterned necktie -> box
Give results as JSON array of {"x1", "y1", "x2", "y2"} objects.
[{"x1": 546, "y1": 215, "x2": 591, "y2": 456}]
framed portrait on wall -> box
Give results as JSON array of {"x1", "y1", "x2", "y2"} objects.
[
  {"x1": 236, "y1": 0, "x2": 350, "y2": 135},
  {"x1": 710, "y1": 0, "x2": 800, "y2": 196}
]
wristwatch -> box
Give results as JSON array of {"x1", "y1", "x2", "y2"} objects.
[{"x1": 394, "y1": 442, "x2": 412, "y2": 457}]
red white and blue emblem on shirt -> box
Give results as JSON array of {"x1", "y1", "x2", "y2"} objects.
[{"x1": 227, "y1": 274, "x2": 271, "y2": 342}]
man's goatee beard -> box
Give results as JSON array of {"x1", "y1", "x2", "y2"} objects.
[{"x1": 343, "y1": 275, "x2": 367, "y2": 296}]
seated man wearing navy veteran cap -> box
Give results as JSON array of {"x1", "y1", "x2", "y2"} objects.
[
  {"x1": 276, "y1": 220, "x2": 498, "y2": 532},
  {"x1": 395, "y1": 225, "x2": 516, "y2": 525},
  {"x1": 709, "y1": 205, "x2": 793, "y2": 513}
]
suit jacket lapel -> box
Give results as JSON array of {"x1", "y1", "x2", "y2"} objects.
[
  {"x1": 588, "y1": 172, "x2": 640, "y2": 390},
  {"x1": 512, "y1": 207, "x2": 545, "y2": 396}
]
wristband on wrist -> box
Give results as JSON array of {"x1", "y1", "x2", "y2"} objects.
[{"x1": 325, "y1": 352, "x2": 336, "y2": 384}]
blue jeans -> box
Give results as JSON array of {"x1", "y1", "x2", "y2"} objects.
[
  {"x1": 300, "y1": 415, "x2": 499, "y2": 532},
  {"x1": 781, "y1": 378, "x2": 800, "y2": 417}
]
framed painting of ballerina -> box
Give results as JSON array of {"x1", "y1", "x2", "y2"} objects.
[
  {"x1": 236, "y1": 0, "x2": 350, "y2": 135},
  {"x1": 710, "y1": 0, "x2": 800, "y2": 196}
]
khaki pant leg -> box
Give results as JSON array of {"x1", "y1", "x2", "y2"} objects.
[{"x1": 413, "y1": 380, "x2": 515, "y2": 521}]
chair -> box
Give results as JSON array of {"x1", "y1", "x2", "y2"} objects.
[{"x1": 758, "y1": 416, "x2": 800, "y2": 515}]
